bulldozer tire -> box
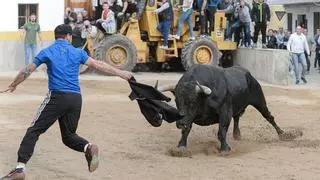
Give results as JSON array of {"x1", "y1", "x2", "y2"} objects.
[
  {"x1": 181, "y1": 37, "x2": 220, "y2": 71},
  {"x1": 95, "y1": 34, "x2": 137, "y2": 71}
]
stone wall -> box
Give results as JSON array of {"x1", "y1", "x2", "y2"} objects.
[{"x1": 234, "y1": 48, "x2": 291, "y2": 85}]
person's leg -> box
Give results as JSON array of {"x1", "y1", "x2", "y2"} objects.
[
  {"x1": 200, "y1": 12, "x2": 206, "y2": 35},
  {"x1": 300, "y1": 53, "x2": 307, "y2": 82},
  {"x1": 261, "y1": 23, "x2": 267, "y2": 45},
  {"x1": 229, "y1": 21, "x2": 240, "y2": 41},
  {"x1": 31, "y1": 44, "x2": 37, "y2": 62},
  {"x1": 24, "y1": 44, "x2": 31, "y2": 65},
  {"x1": 58, "y1": 93, "x2": 98, "y2": 172},
  {"x1": 253, "y1": 23, "x2": 260, "y2": 44},
  {"x1": 163, "y1": 21, "x2": 171, "y2": 46},
  {"x1": 244, "y1": 22, "x2": 251, "y2": 46},
  {"x1": 185, "y1": 9, "x2": 194, "y2": 38},
  {"x1": 317, "y1": 52, "x2": 320, "y2": 68},
  {"x1": 17, "y1": 92, "x2": 63, "y2": 164},
  {"x1": 291, "y1": 53, "x2": 300, "y2": 83},
  {"x1": 314, "y1": 51, "x2": 318, "y2": 68},
  {"x1": 304, "y1": 51, "x2": 310, "y2": 72},
  {"x1": 208, "y1": 7, "x2": 216, "y2": 34},
  {"x1": 176, "y1": 11, "x2": 189, "y2": 36},
  {"x1": 207, "y1": 8, "x2": 213, "y2": 35}
]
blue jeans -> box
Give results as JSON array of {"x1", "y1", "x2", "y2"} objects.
[
  {"x1": 230, "y1": 21, "x2": 251, "y2": 46},
  {"x1": 292, "y1": 53, "x2": 307, "y2": 81},
  {"x1": 25, "y1": 43, "x2": 37, "y2": 65},
  {"x1": 176, "y1": 9, "x2": 194, "y2": 37},
  {"x1": 157, "y1": 20, "x2": 172, "y2": 46}
]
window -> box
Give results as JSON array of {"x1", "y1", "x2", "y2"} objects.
[
  {"x1": 18, "y1": 4, "x2": 38, "y2": 29},
  {"x1": 297, "y1": 14, "x2": 307, "y2": 29}
]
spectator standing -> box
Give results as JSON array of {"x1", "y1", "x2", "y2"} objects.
[
  {"x1": 22, "y1": 14, "x2": 42, "y2": 66},
  {"x1": 196, "y1": 0, "x2": 207, "y2": 36},
  {"x1": 251, "y1": 0, "x2": 270, "y2": 48},
  {"x1": 172, "y1": 0, "x2": 195, "y2": 41},
  {"x1": 314, "y1": 29, "x2": 320, "y2": 69},
  {"x1": 303, "y1": 28, "x2": 312, "y2": 74},
  {"x1": 154, "y1": 0, "x2": 173, "y2": 49},
  {"x1": 229, "y1": 0, "x2": 251, "y2": 47},
  {"x1": 287, "y1": 26, "x2": 310, "y2": 84},
  {"x1": 217, "y1": 0, "x2": 234, "y2": 40},
  {"x1": 205, "y1": 0, "x2": 219, "y2": 35},
  {"x1": 266, "y1": 29, "x2": 277, "y2": 49}
]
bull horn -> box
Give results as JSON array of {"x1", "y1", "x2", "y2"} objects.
[
  {"x1": 157, "y1": 84, "x2": 176, "y2": 92},
  {"x1": 154, "y1": 80, "x2": 159, "y2": 89},
  {"x1": 195, "y1": 81, "x2": 212, "y2": 95}
]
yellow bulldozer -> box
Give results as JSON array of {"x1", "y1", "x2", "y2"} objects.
[{"x1": 85, "y1": 0, "x2": 237, "y2": 72}]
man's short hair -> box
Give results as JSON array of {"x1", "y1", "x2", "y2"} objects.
[{"x1": 54, "y1": 24, "x2": 72, "y2": 40}]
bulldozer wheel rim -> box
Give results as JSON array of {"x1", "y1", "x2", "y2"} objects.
[
  {"x1": 106, "y1": 45, "x2": 128, "y2": 67},
  {"x1": 193, "y1": 45, "x2": 213, "y2": 64}
]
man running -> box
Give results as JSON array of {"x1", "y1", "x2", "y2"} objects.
[{"x1": 1, "y1": 24, "x2": 132, "y2": 180}]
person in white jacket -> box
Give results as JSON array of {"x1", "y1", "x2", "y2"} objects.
[{"x1": 287, "y1": 26, "x2": 310, "y2": 84}]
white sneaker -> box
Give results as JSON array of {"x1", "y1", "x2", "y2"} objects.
[
  {"x1": 189, "y1": 36, "x2": 196, "y2": 41},
  {"x1": 159, "y1": 45, "x2": 168, "y2": 50},
  {"x1": 172, "y1": 35, "x2": 180, "y2": 40}
]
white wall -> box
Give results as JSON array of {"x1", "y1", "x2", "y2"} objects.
[{"x1": 0, "y1": 0, "x2": 65, "y2": 31}]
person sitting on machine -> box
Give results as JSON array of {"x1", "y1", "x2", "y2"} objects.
[{"x1": 96, "y1": 1, "x2": 116, "y2": 34}]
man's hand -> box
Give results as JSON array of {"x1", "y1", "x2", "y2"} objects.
[
  {"x1": 92, "y1": 7, "x2": 96, "y2": 11},
  {"x1": 201, "y1": 10, "x2": 205, "y2": 15},
  {"x1": 119, "y1": 70, "x2": 133, "y2": 80},
  {"x1": 267, "y1": 21, "x2": 270, "y2": 26}
]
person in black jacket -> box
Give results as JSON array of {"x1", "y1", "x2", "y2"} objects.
[
  {"x1": 251, "y1": 0, "x2": 270, "y2": 48},
  {"x1": 266, "y1": 29, "x2": 277, "y2": 49}
]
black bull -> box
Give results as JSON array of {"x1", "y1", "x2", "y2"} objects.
[{"x1": 156, "y1": 65, "x2": 301, "y2": 152}]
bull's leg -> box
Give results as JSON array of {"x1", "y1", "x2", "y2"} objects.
[
  {"x1": 218, "y1": 103, "x2": 233, "y2": 152},
  {"x1": 253, "y1": 104, "x2": 284, "y2": 135},
  {"x1": 233, "y1": 115, "x2": 241, "y2": 140},
  {"x1": 178, "y1": 124, "x2": 192, "y2": 147}
]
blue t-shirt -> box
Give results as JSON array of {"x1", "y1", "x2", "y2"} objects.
[{"x1": 33, "y1": 40, "x2": 88, "y2": 94}]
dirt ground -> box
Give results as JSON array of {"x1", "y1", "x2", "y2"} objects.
[{"x1": 0, "y1": 74, "x2": 320, "y2": 180}]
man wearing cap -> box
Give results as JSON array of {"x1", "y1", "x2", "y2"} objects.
[{"x1": 1, "y1": 24, "x2": 133, "y2": 180}]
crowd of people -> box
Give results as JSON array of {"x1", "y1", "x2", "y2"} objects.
[{"x1": 20, "y1": 0, "x2": 320, "y2": 84}]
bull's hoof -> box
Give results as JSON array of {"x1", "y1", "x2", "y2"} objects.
[
  {"x1": 220, "y1": 144, "x2": 231, "y2": 152},
  {"x1": 233, "y1": 131, "x2": 241, "y2": 141},
  {"x1": 168, "y1": 146, "x2": 192, "y2": 157},
  {"x1": 279, "y1": 129, "x2": 303, "y2": 141}
]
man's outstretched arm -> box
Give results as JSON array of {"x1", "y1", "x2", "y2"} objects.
[
  {"x1": 2, "y1": 64, "x2": 37, "y2": 93},
  {"x1": 86, "y1": 57, "x2": 133, "y2": 80}
]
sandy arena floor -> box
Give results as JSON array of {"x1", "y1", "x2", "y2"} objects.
[{"x1": 0, "y1": 73, "x2": 320, "y2": 180}]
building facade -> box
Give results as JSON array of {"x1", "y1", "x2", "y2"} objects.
[
  {"x1": 269, "y1": 0, "x2": 320, "y2": 36},
  {"x1": 0, "y1": 0, "x2": 65, "y2": 71}
]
